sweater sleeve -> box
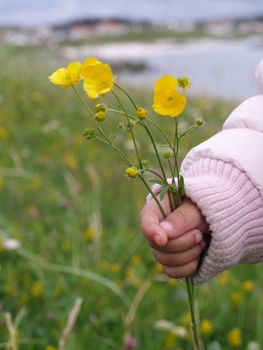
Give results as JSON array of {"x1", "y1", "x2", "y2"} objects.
[{"x1": 181, "y1": 62, "x2": 263, "y2": 284}]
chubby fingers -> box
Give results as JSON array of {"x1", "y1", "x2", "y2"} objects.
[
  {"x1": 151, "y1": 228, "x2": 206, "y2": 279},
  {"x1": 140, "y1": 197, "x2": 170, "y2": 246},
  {"x1": 160, "y1": 198, "x2": 208, "y2": 239},
  {"x1": 149, "y1": 228, "x2": 204, "y2": 253}
]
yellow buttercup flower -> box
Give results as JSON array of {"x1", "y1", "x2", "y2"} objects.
[
  {"x1": 49, "y1": 62, "x2": 82, "y2": 88},
  {"x1": 152, "y1": 75, "x2": 186, "y2": 117},
  {"x1": 228, "y1": 327, "x2": 242, "y2": 348},
  {"x1": 242, "y1": 280, "x2": 254, "y2": 293},
  {"x1": 81, "y1": 57, "x2": 116, "y2": 99},
  {"x1": 200, "y1": 319, "x2": 213, "y2": 335}
]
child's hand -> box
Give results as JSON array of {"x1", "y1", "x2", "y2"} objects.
[{"x1": 140, "y1": 197, "x2": 208, "y2": 278}]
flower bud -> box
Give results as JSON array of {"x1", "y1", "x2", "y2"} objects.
[
  {"x1": 178, "y1": 76, "x2": 192, "y2": 89},
  {"x1": 163, "y1": 151, "x2": 172, "y2": 159},
  {"x1": 141, "y1": 160, "x2": 150, "y2": 169},
  {"x1": 126, "y1": 167, "x2": 139, "y2": 178},
  {"x1": 136, "y1": 107, "x2": 147, "y2": 120},
  {"x1": 83, "y1": 128, "x2": 96, "y2": 140},
  {"x1": 195, "y1": 118, "x2": 205, "y2": 127},
  {"x1": 95, "y1": 103, "x2": 106, "y2": 112},
  {"x1": 95, "y1": 110, "x2": 106, "y2": 122}
]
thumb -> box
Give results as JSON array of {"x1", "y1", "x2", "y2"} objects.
[
  {"x1": 140, "y1": 200, "x2": 169, "y2": 247},
  {"x1": 160, "y1": 198, "x2": 206, "y2": 239}
]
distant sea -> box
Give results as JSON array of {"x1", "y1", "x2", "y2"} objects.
[{"x1": 1, "y1": 0, "x2": 263, "y2": 27}]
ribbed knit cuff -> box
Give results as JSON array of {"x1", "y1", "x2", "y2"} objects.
[{"x1": 182, "y1": 158, "x2": 263, "y2": 284}]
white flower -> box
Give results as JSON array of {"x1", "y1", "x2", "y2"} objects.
[
  {"x1": 247, "y1": 342, "x2": 261, "y2": 350},
  {"x1": 3, "y1": 239, "x2": 21, "y2": 251},
  {"x1": 155, "y1": 319, "x2": 187, "y2": 338}
]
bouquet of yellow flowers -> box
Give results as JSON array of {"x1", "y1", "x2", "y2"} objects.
[{"x1": 49, "y1": 56, "x2": 204, "y2": 349}]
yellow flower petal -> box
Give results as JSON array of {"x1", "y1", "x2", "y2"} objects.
[
  {"x1": 49, "y1": 61, "x2": 81, "y2": 88},
  {"x1": 81, "y1": 57, "x2": 116, "y2": 99},
  {"x1": 152, "y1": 75, "x2": 186, "y2": 117},
  {"x1": 154, "y1": 75, "x2": 177, "y2": 92}
]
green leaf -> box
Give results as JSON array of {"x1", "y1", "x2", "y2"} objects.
[
  {"x1": 149, "y1": 179, "x2": 167, "y2": 186},
  {"x1": 169, "y1": 183, "x2": 178, "y2": 192},
  {"x1": 178, "y1": 175, "x2": 185, "y2": 198},
  {"x1": 160, "y1": 185, "x2": 169, "y2": 200}
]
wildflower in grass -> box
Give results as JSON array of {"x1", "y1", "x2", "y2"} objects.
[
  {"x1": 0, "y1": 127, "x2": 9, "y2": 141},
  {"x1": 154, "y1": 263, "x2": 163, "y2": 274},
  {"x1": 231, "y1": 292, "x2": 242, "y2": 306},
  {"x1": 31, "y1": 281, "x2": 44, "y2": 298},
  {"x1": 200, "y1": 319, "x2": 213, "y2": 335},
  {"x1": 180, "y1": 312, "x2": 191, "y2": 326},
  {"x1": 81, "y1": 57, "x2": 116, "y2": 99},
  {"x1": 152, "y1": 75, "x2": 186, "y2": 117},
  {"x1": 130, "y1": 255, "x2": 142, "y2": 265},
  {"x1": 63, "y1": 152, "x2": 77, "y2": 169},
  {"x1": 49, "y1": 62, "x2": 82, "y2": 88},
  {"x1": 123, "y1": 335, "x2": 137, "y2": 350},
  {"x1": 168, "y1": 278, "x2": 177, "y2": 286},
  {"x1": 164, "y1": 333, "x2": 177, "y2": 348},
  {"x1": 0, "y1": 176, "x2": 4, "y2": 190},
  {"x1": 125, "y1": 267, "x2": 142, "y2": 287},
  {"x1": 242, "y1": 280, "x2": 254, "y2": 293},
  {"x1": 30, "y1": 175, "x2": 42, "y2": 191},
  {"x1": 247, "y1": 341, "x2": 261, "y2": 350},
  {"x1": 126, "y1": 167, "x2": 139, "y2": 178},
  {"x1": 228, "y1": 328, "x2": 242, "y2": 348},
  {"x1": 136, "y1": 107, "x2": 147, "y2": 119},
  {"x1": 85, "y1": 226, "x2": 95, "y2": 241},
  {"x1": 111, "y1": 263, "x2": 120, "y2": 273},
  {"x1": 46, "y1": 346, "x2": 57, "y2": 350},
  {"x1": 216, "y1": 271, "x2": 230, "y2": 286}
]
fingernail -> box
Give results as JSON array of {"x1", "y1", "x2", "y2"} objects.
[
  {"x1": 153, "y1": 235, "x2": 163, "y2": 246},
  {"x1": 195, "y1": 232, "x2": 202, "y2": 243},
  {"x1": 160, "y1": 221, "x2": 173, "y2": 234}
]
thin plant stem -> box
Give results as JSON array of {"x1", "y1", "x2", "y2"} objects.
[
  {"x1": 179, "y1": 124, "x2": 197, "y2": 140},
  {"x1": 139, "y1": 174, "x2": 166, "y2": 218},
  {"x1": 147, "y1": 117, "x2": 174, "y2": 150},
  {"x1": 71, "y1": 85, "x2": 94, "y2": 119},
  {"x1": 95, "y1": 136, "x2": 133, "y2": 167},
  {"x1": 112, "y1": 90, "x2": 142, "y2": 169},
  {"x1": 107, "y1": 108, "x2": 137, "y2": 120},
  {"x1": 114, "y1": 83, "x2": 138, "y2": 110}
]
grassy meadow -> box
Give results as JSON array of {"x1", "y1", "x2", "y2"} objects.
[{"x1": 0, "y1": 43, "x2": 263, "y2": 350}]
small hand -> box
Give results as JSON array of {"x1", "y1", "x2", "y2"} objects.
[{"x1": 140, "y1": 197, "x2": 208, "y2": 278}]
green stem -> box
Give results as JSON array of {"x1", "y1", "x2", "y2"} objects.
[
  {"x1": 179, "y1": 125, "x2": 197, "y2": 140},
  {"x1": 114, "y1": 83, "x2": 138, "y2": 111},
  {"x1": 147, "y1": 117, "x2": 174, "y2": 150},
  {"x1": 71, "y1": 85, "x2": 94, "y2": 119},
  {"x1": 96, "y1": 136, "x2": 133, "y2": 167},
  {"x1": 112, "y1": 91, "x2": 142, "y2": 169},
  {"x1": 139, "y1": 174, "x2": 166, "y2": 218},
  {"x1": 107, "y1": 108, "x2": 137, "y2": 120},
  {"x1": 173, "y1": 118, "x2": 181, "y2": 205},
  {"x1": 186, "y1": 278, "x2": 202, "y2": 350}
]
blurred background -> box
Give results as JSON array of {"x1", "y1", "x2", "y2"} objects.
[{"x1": 0, "y1": 1, "x2": 263, "y2": 349}]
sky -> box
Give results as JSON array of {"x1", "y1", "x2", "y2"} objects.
[{"x1": 1, "y1": 0, "x2": 263, "y2": 27}]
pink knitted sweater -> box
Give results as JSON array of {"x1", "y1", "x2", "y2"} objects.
[{"x1": 181, "y1": 59, "x2": 263, "y2": 284}]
